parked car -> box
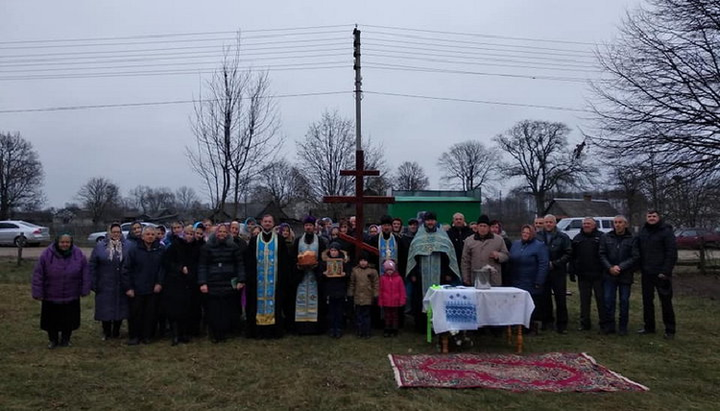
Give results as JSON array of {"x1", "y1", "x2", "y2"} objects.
[
  {"x1": 675, "y1": 228, "x2": 720, "y2": 249},
  {"x1": 556, "y1": 217, "x2": 615, "y2": 240},
  {"x1": 87, "y1": 222, "x2": 158, "y2": 243},
  {"x1": 0, "y1": 220, "x2": 51, "y2": 246}
]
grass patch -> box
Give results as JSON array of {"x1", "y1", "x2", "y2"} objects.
[{"x1": 1, "y1": 258, "x2": 719, "y2": 410}]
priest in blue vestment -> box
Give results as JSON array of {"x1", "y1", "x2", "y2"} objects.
[{"x1": 245, "y1": 214, "x2": 290, "y2": 339}]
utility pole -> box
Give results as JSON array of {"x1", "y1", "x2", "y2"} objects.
[{"x1": 353, "y1": 27, "x2": 362, "y2": 151}]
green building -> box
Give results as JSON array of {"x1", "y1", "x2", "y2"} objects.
[{"x1": 388, "y1": 189, "x2": 482, "y2": 227}]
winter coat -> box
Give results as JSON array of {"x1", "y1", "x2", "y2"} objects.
[
  {"x1": 570, "y1": 229, "x2": 604, "y2": 280},
  {"x1": 635, "y1": 221, "x2": 678, "y2": 277},
  {"x1": 198, "y1": 234, "x2": 245, "y2": 296},
  {"x1": 378, "y1": 271, "x2": 407, "y2": 308},
  {"x1": 321, "y1": 249, "x2": 350, "y2": 299},
  {"x1": 461, "y1": 233, "x2": 509, "y2": 286},
  {"x1": 121, "y1": 240, "x2": 165, "y2": 296},
  {"x1": 348, "y1": 266, "x2": 379, "y2": 306},
  {"x1": 89, "y1": 238, "x2": 130, "y2": 321},
  {"x1": 599, "y1": 230, "x2": 638, "y2": 284},
  {"x1": 32, "y1": 245, "x2": 90, "y2": 302},
  {"x1": 508, "y1": 238, "x2": 548, "y2": 295},
  {"x1": 162, "y1": 235, "x2": 203, "y2": 319},
  {"x1": 538, "y1": 229, "x2": 572, "y2": 275},
  {"x1": 447, "y1": 225, "x2": 475, "y2": 267}
]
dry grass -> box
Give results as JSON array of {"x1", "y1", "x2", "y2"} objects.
[{"x1": 1, "y1": 258, "x2": 719, "y2": 410}]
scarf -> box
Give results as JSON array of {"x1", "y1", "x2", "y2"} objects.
[{"x1": 107, "y1": 238, "x2": 123, "y2": 261}]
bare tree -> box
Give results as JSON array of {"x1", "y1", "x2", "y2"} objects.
[
  {"x1": 174, "y1": 186, "x2": 201, "y2": 214},
  {"x1": 438, "y1": 140, "x2": 498, "y2": 191},
  {"x1": 253, "y1": 159, "x2": 310, "y2": 208},
  {"x1": 76, "y1": 177, "x2": 120, "y2": 224},
  {"x1": 495, "y1": 120, "x2": 597, "y2": 215},
  {"x1": 187, "y1": 34, "x2": 281, "y2": 215},
  {"x1": 127, "y1": 186, "x2": 175, "y2": 215},
  {"x1": 590, "y1": 0, "x2": 720, "y2": 178},
  {"x1": 0, "y1": 132, "x2": 44, "y2": 219},
  {"x1": 297, "y1": 110, "x2": 386, "y2": 202},
  {"x1": 394, "y1": 161, "x2": 429, "y2": 191}
]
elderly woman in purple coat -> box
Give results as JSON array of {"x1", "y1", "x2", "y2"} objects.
[
  {"x1": 89, "y1": 223, "x2": 130, "y2": 340},
  {"x1": 32, "y1": 233, "x2": 91, "y2": 349}
]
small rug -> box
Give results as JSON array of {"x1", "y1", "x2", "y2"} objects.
[{"x1": 388, "y1": 352, "x2": 648, "y2": 392}]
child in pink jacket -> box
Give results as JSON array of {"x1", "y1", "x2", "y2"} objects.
[{"x1": 379, "y1": 260, "x2": 407, "y2": 337}]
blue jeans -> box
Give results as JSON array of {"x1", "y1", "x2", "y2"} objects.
[{"x1": 603, "y1": 278, "x2": 631, "y2": 332}]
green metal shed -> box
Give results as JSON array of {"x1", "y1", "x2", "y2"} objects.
[{"x1": 388, "y1": 189, "x2": 482, "y2": 227}]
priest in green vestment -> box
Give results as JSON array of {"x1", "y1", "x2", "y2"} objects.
[{"x1": 406, "y1": 211, "x2": 461, "y2": 333}]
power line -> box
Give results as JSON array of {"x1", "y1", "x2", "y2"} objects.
[
  {"x1": 0, "y1": 25, "x2": 351, "y2": 45},
  {"x1": 0, "y1": 64, "x2": 349, "y2": 81},
  {"x1": 364, "y1": 62, "x2": 589, "y2": 83},
  {"x1": 0, "y1": 91, "x2": 352, "y2": 114},
  {"x1": 363, "y1": 90, "x2": 592, "y2": 113},
  {"x1": 362, "y1": 24, "x2": 598, "y2": 46},
  {"x1": 0, "y1": 30, "x2": 348, "y2": 51}
]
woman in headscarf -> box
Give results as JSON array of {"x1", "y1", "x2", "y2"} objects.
[
  {"x1": 127, "y1": 221, "x2": 143, "y2": 247},
  {"x1": 89, "y1": 223, "x2": 130, "y2": 340},
  {"x1": 32, "y1": 234, "x2": 90, "y2": 348},
  {"x1": 278, "y1": 223, "x2": 295, "y2": 248}
]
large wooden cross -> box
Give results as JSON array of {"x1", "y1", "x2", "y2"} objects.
[{"x1": 323, "y1": 149, "x2": 394, "y2": 259}]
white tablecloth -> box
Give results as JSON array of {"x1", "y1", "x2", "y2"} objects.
[{"x1": 423, "y1": 286, "x2": 535, "y2": 333}]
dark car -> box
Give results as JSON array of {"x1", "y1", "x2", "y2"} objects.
[{"x1": 675, "y1": 228, "x2": 720, "y2": 249}]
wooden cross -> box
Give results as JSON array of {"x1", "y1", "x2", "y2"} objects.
[{"x1": 323, "y1": 149, "x2": 394, "y2": 259}]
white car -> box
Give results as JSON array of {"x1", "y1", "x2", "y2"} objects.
[
  {"x1": 556, "y1": 217, "x2": 615, "y2": 240},
  {"x1": 0, "y1": 220, "x2": 51, "y2": 246},
  {"x1": 87, "y1": 222, "x2": 157, "y2": 243}
]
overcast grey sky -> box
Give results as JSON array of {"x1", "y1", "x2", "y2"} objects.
[{"x1": 0, "y1": 0, "x2": 638, "y2": 208}]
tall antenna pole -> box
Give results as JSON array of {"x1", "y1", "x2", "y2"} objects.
[{"x1": 353, "y1": 27, "x2": 362, "y2": 151}]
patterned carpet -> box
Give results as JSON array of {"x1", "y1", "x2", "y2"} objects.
[{"x1": 388, "y1": 352, "x2": 649, "y2": 392}]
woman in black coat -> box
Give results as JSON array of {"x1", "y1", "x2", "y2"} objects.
[
  {"x1": 198, "y1": 224, "x2": 245, "y2": 343},
  {"x1": 89, "y1": 223, "x2": 130, "y2": 340},
  {"x1": 162, "y1": 225, "x2": 202, "y2": 345}
]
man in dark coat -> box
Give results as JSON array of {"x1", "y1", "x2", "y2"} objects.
[
  {"x1": 122, "y1": 226, "x2": 165, "y2": 345},
  {"x1": 446, "y1": 212, "x2": 474, "y2": 267},
  {"x1": 570, "y1": 218, "x2": 608, "y2": 333},
  {"x1": 599, "y1": 215, "x2": 638, "y2": 336},
  {"x1": 538, "y1": 214, "x2": 572, "y2": 334},
  {"x1": 245, "y1": 214, "x2": 290, "y2": 339},
  {"x1": 635, "y1": 210, "x2": 678, "y2": 339}
]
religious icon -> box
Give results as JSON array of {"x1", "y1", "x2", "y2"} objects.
[{"x1": 325, "y1": 258, "x2": 345, "y2": 277}]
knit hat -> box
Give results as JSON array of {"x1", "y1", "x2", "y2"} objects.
[
  {"x1": 477, "y1": 214, "x2": 491, "y2": 225},
  {"x1": 328, "y1": 241, "x2": 342, "y2": 251},
  {"x1": 382, "y1": 259, "x2": 396, "y2": 272}
]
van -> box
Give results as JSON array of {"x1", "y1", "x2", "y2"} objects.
[{"x1": 556, "y1": 217, "x2": 615, "y2": 240}]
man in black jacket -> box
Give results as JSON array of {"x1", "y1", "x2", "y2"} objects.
[
  {"x1": 635, "y1": 210, "x2": 678, "y2": 339},
  {"x1": 599, "y1": 215, "x2": 638, "y2": 336},
  {"x1": 570, "y1": 218, "x2": 608, "y2": 333},
  {"x1": 447, "y1": 212, "x2": 474, "y2": 266},
  {"x1": 538, "y1": 215, "x2": 572, "y2": 334}
]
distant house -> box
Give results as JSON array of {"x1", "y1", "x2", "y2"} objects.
[
  {"x1": 388, "y1": 189, "x2": 483, "y2": 227},
  {"x1": 543, "y1": 195, "x2": 618, "y2": 219}
]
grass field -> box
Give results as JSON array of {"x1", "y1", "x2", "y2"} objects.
[{"x1": 1, "y1": 257, "x2": 719, "y2": 410}]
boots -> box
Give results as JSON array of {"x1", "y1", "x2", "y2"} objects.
[
  {"x1": 59, "y1": 330, "x2": 72, "y2": 347},
  {"x1": 112, "y1": 321, "x2": 122, "y2": 338}
]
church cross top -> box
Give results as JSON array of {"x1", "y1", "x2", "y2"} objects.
[{"x1": 323, "y1": 150, "x2": 394, "y2": 258}]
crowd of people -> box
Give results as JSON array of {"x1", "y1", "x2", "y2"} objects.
[{"x1": 30, "y1": 209, "x2": 678, "y2": 349}]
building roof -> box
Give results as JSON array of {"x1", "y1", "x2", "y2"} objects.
[{"x1": 544, "y1": 197, "x2": 618, "y2": 218}]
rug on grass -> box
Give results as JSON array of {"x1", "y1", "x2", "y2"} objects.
[{"x1": 388, "y1": 352, "x2": 648, "y2": 392}]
